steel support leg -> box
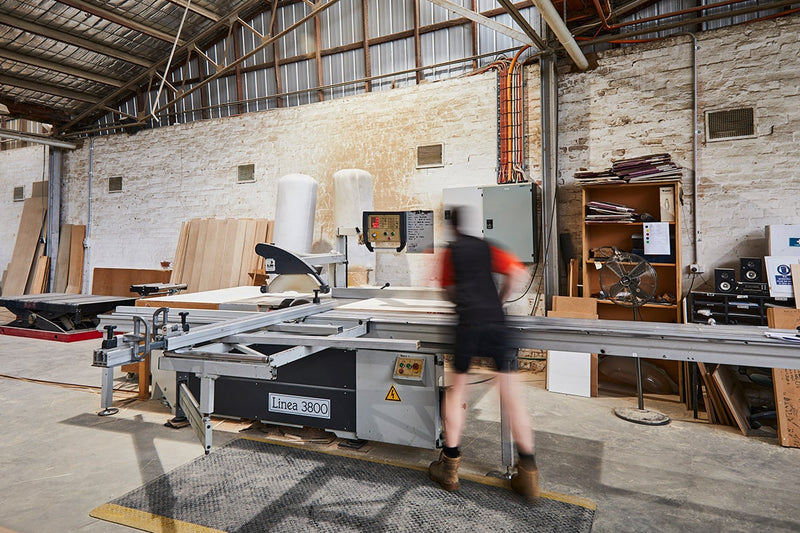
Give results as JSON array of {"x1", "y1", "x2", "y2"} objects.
[{"x1": 98, "y1": 367, "x2": 118, "y2": 416}]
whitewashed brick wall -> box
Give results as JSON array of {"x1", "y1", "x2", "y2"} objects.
[
  {"x1": 60, "y1": 73, "x2": 501, "y2": 289},
  {"x1": 0, "y1": 145, "x2": 48, "y2": 275},
  {"x1": 557, "y1": 15, "x2": 800, "y2": 290}
]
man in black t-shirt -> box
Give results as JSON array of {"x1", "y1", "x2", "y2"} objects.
[{"x1": 427, "y1": 206, "x2": 539, "y2": 500}]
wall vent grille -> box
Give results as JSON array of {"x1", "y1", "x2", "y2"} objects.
[
  {"x1": 417, "y1": 144, "x2": 444, "y2": 168},
  {"x1": 706, "y1": 108, "x2": 755, "y2": 141},
  {"x1": 13, "y1": 186, "x2": 24, "y2": 201},
  {"x1": 238, "y1": 164, "x2": 255, "y2": 183},
  {"x1": 108, "y1": 176, "x2": 123, "y2": 193}
]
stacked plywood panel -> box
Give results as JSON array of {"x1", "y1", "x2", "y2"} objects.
[
  {"x1": 1, "y1": 197, "x2": 47, "y2": 296},
  {"x1": 169, "y1": 218, "x2": 273, "y2": 293},
  {"x1": 51, "y1": 223, "x2": 86, "y2": 294}
]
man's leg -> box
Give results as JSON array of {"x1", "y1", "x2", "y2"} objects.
[
  {"x1": 496, "y1": 371, "x2": 540, "y2": 500},
  {"x1": 428, "y1": 370, "x2": 469, "y2": 491},
  {"x1": 443, "y1": 370, "x2": 469, "y2": 448}
]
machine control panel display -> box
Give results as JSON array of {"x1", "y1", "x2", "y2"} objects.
[
  {"x1": 363, "y1": 211, "x2": 408, "y2": 252},
  {"x1": 393, "y1": 356, "x2": 424, "y2": 381}
]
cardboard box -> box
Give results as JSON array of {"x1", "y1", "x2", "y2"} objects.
[
  {"x1": 764, "y1": 256, "x2": 800, "y2": 298},
  {"x1": 767, "y1": 225, "x2": 800, "y2": 256}
]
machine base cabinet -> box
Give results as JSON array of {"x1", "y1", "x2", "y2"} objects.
[{"x1": 184, "y1": 348, "x2": 443, "y2": 449}]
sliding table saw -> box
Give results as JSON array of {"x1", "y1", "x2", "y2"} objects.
[{"x1": 93, "y1": 284, "x2": 800, "y2": 456}]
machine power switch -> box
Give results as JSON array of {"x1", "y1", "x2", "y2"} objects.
[{"x1": 393, "y1": 356, "x2": 424, "y2": 381}]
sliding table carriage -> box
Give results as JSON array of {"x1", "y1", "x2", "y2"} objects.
[{"x1": 91, "y1": 235, "x2": 800, "y2": 468}]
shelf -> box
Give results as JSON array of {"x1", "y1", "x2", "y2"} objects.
[
  {"x1": 596, "y1": 299, "x2": 677, "y2": 309},
  {"x1": 586, "y1": 259, "x2": 676, "y2": 267},
  {"x1": 584, "y1": 221, "x2": 676, "y2": 226}
]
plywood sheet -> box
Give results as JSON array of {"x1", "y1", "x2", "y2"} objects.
[
  {"x1": 1, "y1": 198, "x2": 46, "y2": 296},
  {"x1": 712, "y1": 365, "x2": 752, "y2": 436},
  {"x1": 29, "y1": 256, "x2": 49, "y2": 295},
  {"x1": 54, "y1": 224, "x2": 73, "y2": 293},
  {"x1": 767, "y1": 307, "x2": 800, "y2": 448},
  {"x1": 135, "y1": 286, "x2": 265, "y2": 309},
  {"x1": 336, "y1": 297, "x2": 455, "y2": 314},
  {"x1": 65, "y1": 225, "x2": 85, "y2": 294},
  {"x1": 92, "y1": 268, "x2": 172, "y2": 297},
  {"x1": 170, "y1": 221, "x2": 189, "y2": 285}
]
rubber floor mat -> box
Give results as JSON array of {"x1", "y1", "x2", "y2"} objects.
[{"x1": 91, "y1": 438, "x2": 595, "y2": 532}]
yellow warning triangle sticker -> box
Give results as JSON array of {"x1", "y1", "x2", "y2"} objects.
[{"x1": 385, "y1": 385, "x2": 401, "y2": 402}]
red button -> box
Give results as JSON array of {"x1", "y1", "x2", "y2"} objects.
[
  {"x1": 412, "y1": 363, "x2": 420, "y2": 370},
  {"x1": 398, "y1": 368, "x2": 404, "y2": 374}
]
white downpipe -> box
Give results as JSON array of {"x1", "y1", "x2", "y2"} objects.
[{"x1": 532, "y1": 0, "x2": 589, "y2": 71}]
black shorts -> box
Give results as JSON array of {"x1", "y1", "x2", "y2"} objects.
[{"x1": 453, "y1": 322, "x2": 517, "y2": 374}]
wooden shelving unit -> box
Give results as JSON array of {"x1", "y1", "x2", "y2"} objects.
[{"x1": 581, "y1": 179, "x2": 683, "y2": 323}]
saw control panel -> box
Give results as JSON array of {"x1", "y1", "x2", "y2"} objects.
[
  {"x1": 363, "y1": 211, "x2": 407, "y2": 252},
  {"x1": 393, "y1": 356, "x2": 424, "y2": 381}
]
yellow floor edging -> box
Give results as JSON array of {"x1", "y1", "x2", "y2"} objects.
[{"x1": 90, "y1": 503, "x2": 227, "y2": 533}]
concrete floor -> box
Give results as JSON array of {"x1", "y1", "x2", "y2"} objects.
[{"x1": 2, "y1": 330, "x2": 800, "y2": 533}]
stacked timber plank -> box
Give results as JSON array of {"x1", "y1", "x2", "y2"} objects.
[
  {"x1": 53, "y1": 224, "x2": 86, "y2": 294},
  {"x1": 1, "y1": 194, "x2": 48, "y2": 297},
  {"x1": 170, "y1": 218, "x2": 274, "y2": 293}
]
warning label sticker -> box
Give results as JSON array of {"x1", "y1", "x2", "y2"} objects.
[{"x1": 385, "y1": 385, "x2": 401, "y2": 402}]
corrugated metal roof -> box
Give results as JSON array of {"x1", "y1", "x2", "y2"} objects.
[{"x1": 1, "y1": 0, "x2": 794, "y2": 142}]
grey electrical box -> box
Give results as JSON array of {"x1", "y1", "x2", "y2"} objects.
[{"x1": 443, "y1": 182, "x2": 536, "y2": 262}]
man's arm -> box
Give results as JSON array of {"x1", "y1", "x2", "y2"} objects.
[{"x1": 498, "y1": 262, "x2": 527, "y2": 303}]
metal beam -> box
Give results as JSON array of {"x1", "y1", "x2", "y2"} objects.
[
  {"x1": 150, "y1": 0, "x2": 342, "y2": 118},
  {"x1": 57, "y1": 0, "x2": 277, "y2": 131},
  {"x1": 496, "y1": 0, "x2": 547, "y2": 49},
  {"x1": 164, "y1": 0, "x2": 221, "y2": 22},
  {"x1": 0, "y1": 12, "x2": 151, "y2": 67},
  {"x1": 580, "y1": 0, "x2": 798, "y2": 46},
  {"x1": 55, "y1": 0, "x2": 185, "y2": 45},
  {"x1": 426, "y1": 0, "x2": 534, "y2": 46},
  {"x1": 0, "y1": 128, "x2": 76, "y2": 149},
  {"x1": 0, "y1": 48, "x2": 125, "y2": 87},
  {"x1": 540, "y1": 51, "x2": 559, "y2": 311},
  {"x1": 0, "y1": 73, "x2": 101, "y2": 104}
]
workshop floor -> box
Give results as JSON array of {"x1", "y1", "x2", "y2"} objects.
[{"x1": 2, "y1": 330, "x2": 800, "y2": 533}]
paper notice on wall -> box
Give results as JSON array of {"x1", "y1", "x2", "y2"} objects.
[{"x1": 643, "y1": 222, "x2": 670, "y2": 255}]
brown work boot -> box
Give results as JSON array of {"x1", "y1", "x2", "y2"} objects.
[
  {"x1": 511, "y1": 462, "x2": 540, "y2": 500},
  {"x1": 428, "y1": 452, "x2": 461, "y2": 491}
]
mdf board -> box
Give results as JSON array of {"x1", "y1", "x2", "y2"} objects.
[
  {"x1": 767, "y1": 307, "x2": 800, "y2": 448},
  {"x1": 92, "y1": 268, "x2": 172, "y2": 297},
  {"x1": 1, "y1": 198, "x2": 46, "y2": 296},
  {"x1": 65, "y1": 225, "x2": 86, "y2": 294},
  {"x1": 546, "y1": 299, "x2": 599, "y2": 398},
  {"x1": 712, "y1": 365, "x2": 752, "y2": 436},
  {"x1": 54, "y1": 224, "x2": 73, "y2": 292}
]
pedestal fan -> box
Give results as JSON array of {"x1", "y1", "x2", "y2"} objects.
[{"x1": 599, "y1": 247, "x2": 670, "y2": 425}]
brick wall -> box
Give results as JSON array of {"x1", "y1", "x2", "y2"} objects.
[
  {"x1": 556, "y1": 15, "x2": 800, "y2": 290},
  {"x1": 60, "y1": 73, "x2": 501, "y2": 289}
]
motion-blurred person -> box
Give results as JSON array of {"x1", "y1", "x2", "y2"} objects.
[{"x1": 428, "y1": 206, "x2": 538, "y2": 500}]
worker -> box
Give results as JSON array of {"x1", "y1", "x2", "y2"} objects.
[{"x1": 428, "y1": 205, "x2": 539, "y2": 500}]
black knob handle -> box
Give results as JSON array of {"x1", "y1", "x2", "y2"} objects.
[{"x1": 179, "y1": 312, "x2": 190, "y2": 332}]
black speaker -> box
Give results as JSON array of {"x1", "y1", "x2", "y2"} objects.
[
  {"x1": 715, "y1": 268, "x2": 736, "y2": 293},
  {"x1": 739, "y1": 257, "x2": 763, "y2": 283}
]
